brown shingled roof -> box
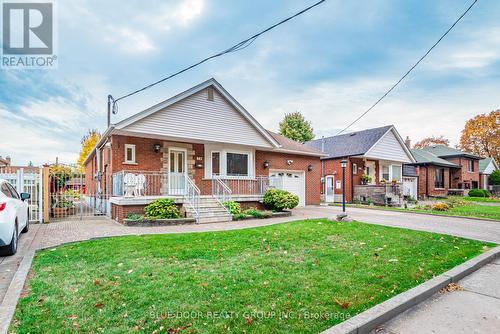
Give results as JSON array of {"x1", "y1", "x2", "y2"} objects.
[{"x1": 266, "y1": 130, "x2": 325, "y2": 156}]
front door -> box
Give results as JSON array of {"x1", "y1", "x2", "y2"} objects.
[
  {"x1": 169, "y1": 149, "x2": 186, "y2": 195},
  {"x1": 325, "y1": 175, "x2": 334, "y2": 203}
]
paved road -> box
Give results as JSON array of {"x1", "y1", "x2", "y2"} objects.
[
  {"x1": 0, "y1": 206, "x2": 499, "y2": 333},
  {"x1": 373, "y1": 257, "x2": 500, "y2": 334}
]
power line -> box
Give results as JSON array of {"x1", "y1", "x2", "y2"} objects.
[
  {"x1": 111, "y1": 0, "x2": 327, "y2": 107},
  {"x1": 335, "y1": 0, "x2": 478, "y2": 136}
]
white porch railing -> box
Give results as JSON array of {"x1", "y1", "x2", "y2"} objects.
[
  {"x1": 213, "y1": 176, "x2": 270, "y2": 197},
  {"x1": 112, "y1": 171, "x2": 167, "y2": 196},
  {"x1": 212, "y1": 175, "x2": 232, "y2": 213},
  {"x1": 184, "y1": 175, "x2": 200, "y2": 219}
]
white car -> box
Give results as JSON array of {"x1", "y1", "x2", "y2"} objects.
[{"x1": 0, "y1": 179, "x2": 30, "y2": 256}]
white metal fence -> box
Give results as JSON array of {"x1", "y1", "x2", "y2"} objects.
[{"x1": 0, "y1": 168, "x2": 43, "y2": 222}]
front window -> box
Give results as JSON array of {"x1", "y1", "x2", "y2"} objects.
[
  {"x1": 226, "y1": 152, "x2": 248, "y2": 176},
  {"x1": 352, "y1": 163, "x2": 357, "y2": 175},
  {"x1": 382, "y1": 165, "x2": 390, "y2": 181},
  {"x1": 211, "y1": 152, "x2": 220, "y2": 175},
  {"x1": 391, "y1": 165, "x2": 402, "y2": 182},
  {"x1": 468, "y1": 160, "x2": 474, "y2": 172},
  {"x1": 435, "y1": 168, "x2": 445, "y2": 188}
]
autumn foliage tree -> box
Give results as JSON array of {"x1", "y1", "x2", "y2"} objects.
[
  {"x1": 413, "y1": 136, "x2": 450, "y2": 149},
  {"x1": 459, "y1": 110, "x2": 499, "y2": 162},
  {"x1": 77, "y1": 129, "x2": 101, "y2": 172},
  {"x1": 279, "y1": 111, "x2": 314, "y2": 143}
]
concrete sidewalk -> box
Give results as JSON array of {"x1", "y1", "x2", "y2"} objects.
[{"x1": 373, "y1": 257, "x2": 500, "y2": 334}]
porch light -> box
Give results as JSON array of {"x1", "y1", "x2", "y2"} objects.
[
  {"x1": 340, "y1": 159, "x2": 347, "y2": 168},
  {"x1": 308, "y1": 164, "x2": 313, "y2": 172},
  {"x1": 263, "y1": 160, "x2": 270, "y2": 169},
  {"x1": 153, "y1": 144, "x2": 161, "y2": 153}
]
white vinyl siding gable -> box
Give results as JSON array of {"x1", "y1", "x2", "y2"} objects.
[
  {"x1": 365, "y1": 130, "x2": 413, "y2": 163},
  {"x1": 122, "y1": 88, "x2": 273, "y2": 148},
  {"x1": 483, "y1": 161, "x2": 497, "y2": 174}
]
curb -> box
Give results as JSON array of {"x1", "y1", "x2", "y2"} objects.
[
  {"x1": 321, "y1": 246, "x2": 500, "y2": 334},
  {"x1": 0, "y1": 251, "x2": 35, "y2": 334},
  {"x1": 328, "y1": 204, "x2": 500, "y2": 222}
]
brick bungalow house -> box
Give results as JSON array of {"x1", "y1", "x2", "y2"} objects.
[
  {"x1": 409, "y1": 145, "x2": 482, "y2": 198},
  {"x1": 305, "y1": 125, "x2": 416, "y2": 205},
  {"x1": 479, "y1": 157, "x2": 498, "y2": 190},
  {"x1": 83, "y1": 78, "x2": 325, "y2": 223}
]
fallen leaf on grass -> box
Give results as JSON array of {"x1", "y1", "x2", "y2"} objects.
[
  {"x1": 334, "y1": 298, "x2": 350, "y2": 309},
  {"x1": 68, "y1": 315, "x2": 78, "y2": 320},
  {"x1": 388, "y1": 258, "x2": 398, "y2": 262},
  {"x1": 200, "y1": 282, "x2": 209, "y2": 287},
  {"x1": 95, "y1": 302, "x2": 104, "y2": 309},
  {"x1": 168, "y1": 323, "x2": 192, "y2": 333},
  {"x1": 93, "y1": 279, "x2": 101, "y2": 285},
  {"x1": 245, "y1": 317, "x2": 253, "y2": 325}
]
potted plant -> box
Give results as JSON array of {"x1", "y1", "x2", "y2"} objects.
[
  {"x1": 52, "y1": 197, "x2": 75, "y2": 217},
  {"x1": 361, "y1": 174, "x2": 372, "y2": 185},
  {"x1": 392, "y1": 178, "x2": 398, "y2": 185},
  {"x1": 380, "y1": 178, "x2": 387, "y2": 184}
]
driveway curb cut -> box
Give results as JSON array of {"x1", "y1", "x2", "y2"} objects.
[
  {"x1": 321, "y1": 246, "x2": 500, "y2": 334},
  {"x1": 0, "y1": 251, "x2": 35, "y2": 334}
]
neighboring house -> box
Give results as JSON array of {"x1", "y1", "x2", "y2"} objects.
[
  {"x1": 0, "y1": 156, "x2": 39, "y2": 174},
  {"x1": 479, "y1": 158, "x2": 499, "y2": 190},
  {"x1": 408, "y1": 145, "x2": 482, "y2": 198},
  {"x1": 83, "y1": 78, "x2": 325, "y2": 223},
  {"x1": 409, "y1": 149, "x2": 461, "y2": 198},
  {"x1": 306, "y1": 125, "x2": 416, "y2": 205},
  {"x1": 418, "y1": 145, "x2": 482, "y2": 191}
]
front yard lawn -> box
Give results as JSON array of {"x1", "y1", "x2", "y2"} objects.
[
  {"x1": 334, "y1": 202, "x2": 500, "y2": 220},
  {"x1": 457, "y1": 196, "x2": 500, "y2": 203},
  {"x1": 12, "y1": 220, "x2": 493, "y2": 334}
]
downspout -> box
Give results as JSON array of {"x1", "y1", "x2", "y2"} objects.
[
  {"x1": 321, "y1": 136, "x2": 325, "y2": 196},
  {"x1": 425, "y1": 165, "x2": 429, "y2": 198}
]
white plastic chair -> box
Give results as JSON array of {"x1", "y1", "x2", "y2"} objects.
[
  {"x1": 123, "y1": 173, "x2": 137, "y2": 197},
  {"x1": 134, "y1": 174, "x2": 146, "y2": 196}
]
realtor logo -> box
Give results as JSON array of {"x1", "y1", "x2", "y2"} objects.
[{"x1": 1, "y1": 1, "x2": 57, "y2": 68}]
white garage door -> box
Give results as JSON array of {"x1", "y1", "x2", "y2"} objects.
[{"x1": 269, "y1": 170, "x2": 306, "y2": 207}]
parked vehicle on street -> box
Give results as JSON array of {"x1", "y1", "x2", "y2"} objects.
[{"x1": 0, "y1": 178, "x2": 30, "y2": 256}]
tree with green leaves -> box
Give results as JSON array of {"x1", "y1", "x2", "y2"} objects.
[
  {"x1": 279, "y1": 111, "x2": 314, "y2": 143},
  {"x1": 490, "y1": 169, "x2": 500, "y2": 185}
]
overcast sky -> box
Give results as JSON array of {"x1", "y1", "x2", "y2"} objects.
[{"x1": 1, "y1": 0, "x2": 499, "y2": 166}]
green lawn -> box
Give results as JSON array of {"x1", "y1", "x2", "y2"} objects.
[
  {"x1": 12, "y1": 220, "x2": 493, "y2": 334},
  {"x1": 332, "y1": 202, "x2": 500, "y2": 220},
  {"x1": 455, "y1": 196, "x2": 500, "y2": 203}
]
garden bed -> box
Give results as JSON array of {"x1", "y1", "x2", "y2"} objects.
[{"x1": 122, "y1": 217, "x2": 196, "y2": 226}]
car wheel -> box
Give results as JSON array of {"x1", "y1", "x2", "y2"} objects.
[
  {"x1": 0, "y1": 223, "x2": 18, "y2": 256},
  {"x1": 21, "y1": 211, "x2": 29, "y2": 233}
]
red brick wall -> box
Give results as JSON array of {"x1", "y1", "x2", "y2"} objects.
[
  {"x1": 445, "y1": 157, "x2": 480, "y2": 189},
  {"x1": 110, "y1": 135, "x2": 163, "y2": 173},
  {"x1": 322, "y1": 157, "x2": 368, "y2": 202},
  {"x1": 417, "y1": 165, "x2": 450, "y2": 198},
  {"x1": 255, "y1": 151, "x2": 321, "y2": 205}
]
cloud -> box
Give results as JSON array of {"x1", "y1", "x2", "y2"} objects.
[
  {"x1": 137, "y1": 0, "x2": 205, "y2": 32},
  {"x1": 103, "y1": 25, "x2": 156, "y2": 54}
]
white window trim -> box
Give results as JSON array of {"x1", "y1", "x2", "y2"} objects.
[
  {"x1": 204, "y1": 144, "x2": 255, "y2": 179},
  {"x1": 352, "y1": 163, "x2": 358, "y2": 175},
  {"x1": 124, "y1": 144, "x2": 136, "y2": 164},
  {"x1": 379, "y1": 162, "x2": 403, "y2": 182}
]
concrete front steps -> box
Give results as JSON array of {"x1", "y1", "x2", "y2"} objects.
[{"x1": 184, "y1": 196, "x2": 232, "y2": 224}]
